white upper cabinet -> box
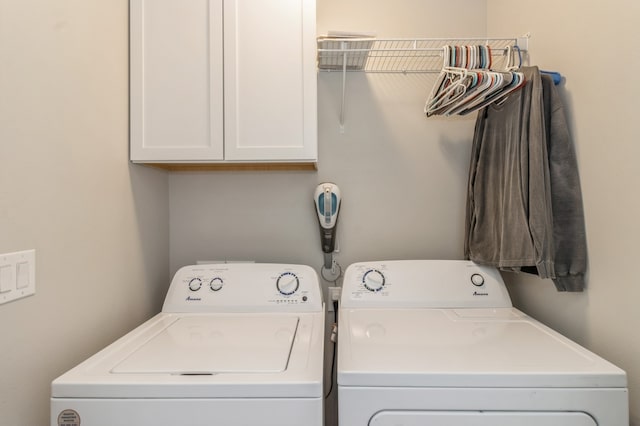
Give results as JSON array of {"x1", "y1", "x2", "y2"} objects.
[{"x1": 130, "y1": 0, "x2": 317, "y2": 166}]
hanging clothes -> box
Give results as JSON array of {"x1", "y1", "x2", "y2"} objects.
[{"x1": 464, "y1": 66, "x2": 587, "y2": 291}]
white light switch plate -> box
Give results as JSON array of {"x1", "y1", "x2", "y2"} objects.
[{"x1": 0, "y1": 249, "x2": 36, "y2": 305}]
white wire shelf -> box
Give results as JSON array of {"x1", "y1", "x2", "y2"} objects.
[
  {"x1": 317, "y1": 37, "x2": 524, "y2": 73},
  {"x1": 317, "y1": 36, "x2": 529, "y2": 131}
]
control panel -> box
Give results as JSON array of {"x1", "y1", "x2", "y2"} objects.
[
  {"x1": 162, "y1": 263, "x2": 322, "y2": 313},
  {"x1": 341, "y1": 260, "x2": 512, "y2": 309}
]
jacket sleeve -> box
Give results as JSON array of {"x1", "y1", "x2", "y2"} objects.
[
  {"x1": 542, "y1": 74, "x2": 588, "y2": 291},
  {"x1": 524, "y1": 67, "x2": 556, "y2": 280}
]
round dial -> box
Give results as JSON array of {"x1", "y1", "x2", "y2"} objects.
[
  {"x1": 470, "y1": 273, "x2": 485, "y2": 287},
  {"x1": 276, "y1": 272, "x2": 300, "y2": 296},
  {"x1": 188, "y1": 277, "x2": 202, "y2": 291},
  {"x1": 209, "y1": 277, "x2": 224, "y2": 292},
  {"x1": 363, "y1": 269, "x2": 385, "y2": 292}
]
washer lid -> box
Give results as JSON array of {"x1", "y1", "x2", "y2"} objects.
[
  {"x1": 113, "y1": 316, "x2": 298, "y2": 374},
  {"x1": 338, "y1": 308, "x2": 627, "y2": 388},
  {"x1": 52, "y1": 312, "x2": 325, "y2": 399}
]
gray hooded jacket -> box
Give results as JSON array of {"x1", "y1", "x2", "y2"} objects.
[{"x1": 464, "y1": 66, "x2": 587, "y2": 291}]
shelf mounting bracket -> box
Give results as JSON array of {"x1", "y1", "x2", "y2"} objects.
[{"x1": 339, "y1": 42, "x2": 347, "y2": 133}]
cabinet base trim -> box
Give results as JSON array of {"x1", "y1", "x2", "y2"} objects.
[{"x1": 137, "y1": 162, "x2": 318, "y2": 172}]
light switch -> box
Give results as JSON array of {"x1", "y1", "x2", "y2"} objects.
[
  {"x1": 0, "y1": 265, "x2": 13, "y2": 293},
  {"x1": 0, "y1": 249, "x2": 35, "y2": 305},
  {"x1": 16, "y1": 262, "x2": 29, "y2": 289}
]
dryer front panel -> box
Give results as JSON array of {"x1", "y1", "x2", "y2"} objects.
[{"x1": 370, "y1": 411, "x2": 597, "y2": 426}]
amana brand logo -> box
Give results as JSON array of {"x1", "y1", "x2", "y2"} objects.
[
  {"x1": 186, "y1": 296, "x2": 202, "y2": 301},
  {"x1": 473, "y1": 291, "x2": 489, "y2": 296},
  {"x1": 58, "y1": 409, "x2": 80, "y2": 426}
]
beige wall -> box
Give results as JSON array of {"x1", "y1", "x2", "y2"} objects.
[
  {"x1": 170, "y1": 0, "x2": 488, "y2": 276},
  {"x1": 1, "y1": 0, "x2": 636, "y2": 424},
  {"x1": 169, "y1": 1, "x2": 489, "y2": 280},
  {"x1": 0, "y1": 1, "x2": 170, "y2": 425},
  {"x1": 487, "y1": 0, "x2": 640, "y2": 423}
]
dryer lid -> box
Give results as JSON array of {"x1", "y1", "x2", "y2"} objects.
[
  {"x1": 338, "y1": 308, "x2": 627, "y2": 388},
  {"x1": 112, "y1": 316, "x2": 298, "y2": 374}
]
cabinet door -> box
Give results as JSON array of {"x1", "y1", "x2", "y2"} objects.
[
  {"x1": 223, "y1": 0, "x2": 317, "y2": 161},
  {"x1": 130, "y1": 0, "x2": 224, "y2": 162}
]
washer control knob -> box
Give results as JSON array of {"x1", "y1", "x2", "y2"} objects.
[
  {"x1": 363, "y1": 269, "x2": 385, "y2": 292},
  {"x1": 188, "y1": 277, "x2": 202, "y2": 291},
  {"x1": 209, "y1": 277, "x2": 224, "y2": 292},
  {"x1": 471, "y1": 273, "x2": 485, "y2": 287},
  {"x1": 277, "y1": 272, "x2": 300, "y2": 296}
]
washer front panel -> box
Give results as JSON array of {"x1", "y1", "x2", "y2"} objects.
[{"x1": 51, "y1": 396, "x2": 323, "y2": 426}]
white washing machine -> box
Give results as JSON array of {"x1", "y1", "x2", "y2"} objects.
[
  {"x1": 51, "y1": 263, "x2": 324, "y2": 426},
  {"x1": 338, "y1": 260, "x2": 628, "y2": 426}
]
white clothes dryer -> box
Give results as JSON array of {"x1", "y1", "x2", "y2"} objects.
[
  {"x1": 338, "y1": 260, "x2": 628, "y2": 426},
  {"x1": 51, "y1": 263, "x2": 324, "y2": 426}
]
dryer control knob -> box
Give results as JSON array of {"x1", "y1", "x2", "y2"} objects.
[
  {"x1": 209, "y1": 277, "x2": 224, "y2": 291},
  {"x1": 363, "y1": 269, "x2": 385, "y2": 292},
  {"x1": 471, "y1": 273, "x2": 485, "y2": 287},
  {"x1": 277, "y1": 272, "x2": 300, "y2": 296},
  {"x1": 188, "y1": 278, "x2": 202, "y2": 291}
]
